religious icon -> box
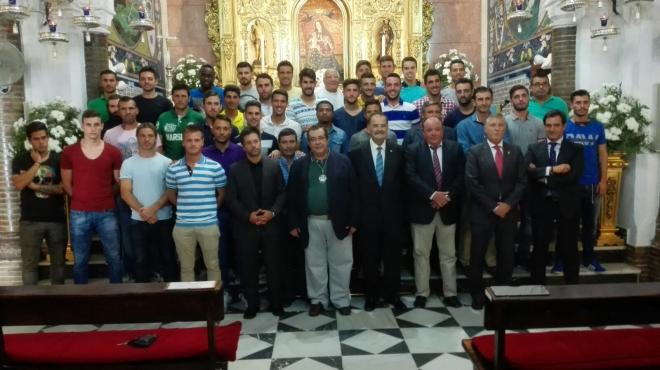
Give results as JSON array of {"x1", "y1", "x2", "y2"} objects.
[
  {"x1": 298, "y1": 0, "x2": 345, "y2": 79},
  {"x1": 378, "y1": 20, "x2": 394, "y2": 58}
]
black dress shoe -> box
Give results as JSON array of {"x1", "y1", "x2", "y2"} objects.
[
  {"x1": 337, "y1": 306, "x2": 351, "y2": 316},
  {"x1": 443, "y1": 296, "x2": 462, "y2": 308},
  {"x1": 389, "y1": 299, "x2": 408, "y2": 310},
  {"x1": 471, "y1": 295, "x2": 484, "y2": 310},
  {"x1": 413, "y1": 296, "x2": 427, "y2": 308},
  {"x1": 243, "y1": 308, "x2": 257, "y2": 319},
  {"x1": 485, "y1": 265, "x2": 497, "y2": 277},
  {"x1": 308, "y1": 303, "x2": 323, "y2": 317},
  {"x1": 271, "y1": 307, "x2": 285, "y2": 317},
  {"x1": 364, "y1": 297, "x2": 377, "y2": 311}
]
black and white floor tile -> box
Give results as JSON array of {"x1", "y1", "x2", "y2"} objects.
[{"x1": 222, "y1": 293, "x2": 478, "y2": 370}]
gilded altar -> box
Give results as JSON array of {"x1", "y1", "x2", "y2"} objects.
[{"x1": 204, "y1": 0, "x2": 433, "y2": 84}]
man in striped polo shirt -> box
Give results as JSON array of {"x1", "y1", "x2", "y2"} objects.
[
  {"x1": 381, "y1": 73, "x2": 420, "y2": 145},
  {"x1": 287, "y1": 68, "x2": 322, "y2": 132},
  {"x1": 166, "y1": 125, "x2": 227, "y2": 282}
]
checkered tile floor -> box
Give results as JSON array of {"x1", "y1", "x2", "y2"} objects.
[{"x1": 222, "y1": 293, "x2": 483, "y2": 370}]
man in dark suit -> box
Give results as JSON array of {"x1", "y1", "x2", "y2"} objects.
[
  {"x1": 406, "y1": 116, "x2": 465, "y2": 308},
  {"x1": 287, "y1": 124, "x2": 359, "y2": 317},
  {"x1": 349, "y1": 113, "x2": 407, "y2": 311},
  {"x1": 225, "y1": 127, "x2": 286, "y2": 319},
  {"x1": 403, "y1": 101, "x2": 457, "y2": 149},
  {"x1": 465, "y1": 113, "x2": 527, "y2": 310},
  {"x1": 526, "y1": 110, "x2": 583, "y2": 285}
]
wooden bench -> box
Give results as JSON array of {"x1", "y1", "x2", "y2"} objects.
[
  {"x1": 0, "y1": 281, "x2": 241, "y2": 370},
  {"x1": 462, "y1": 282, "x2": 660, "y2": 370}
]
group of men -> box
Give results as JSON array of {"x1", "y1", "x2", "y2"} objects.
[{"x1": 12, "y1": 55, "x2": 608, "y2": 316}]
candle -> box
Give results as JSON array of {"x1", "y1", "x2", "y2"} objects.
[
  {"x1": 600, "y1": 14, "x2": 608, "y2": 27},
  {"x1": 138, "y1": 5, "x2": 145, "y2": 19},
  {"x1": 260, "y1": 37, "x2": 265, "y2": 70},
  {"x1": 515, "y1": 0, "x2": 524, "y2": 11},
  {"x1": 83, "y1": 5, "x2": 91, "y2": 16},
  {"x1": 9, "y1": 0, "x2": 17, "y2": 6},
  {"x1": 48, "y1": 19, "x2": 57, "y2": 33},
  {"x1": 381, "y1": 34, "x2": 386, "y2": 56}
]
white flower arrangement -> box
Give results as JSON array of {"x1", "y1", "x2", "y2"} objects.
[
  {"x1": 590, "y1": 83, "x2": 654, "y2": 153},
  {"x1": 433, "y1": 49, "x2": 479, "y2": 87},
  {"x1": 172, "y1": 54, "x2": 208, "y2": 88},
  {"x1": 12, "y1": 99, "x2": 82, "y2": 156}
]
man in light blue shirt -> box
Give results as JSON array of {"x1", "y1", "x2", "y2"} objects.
[
  {"x1": 301, "y1": 101, "x2": 349, "y2": 154},
  {"x1": 457, "y1": 86, "x2": 510, "y2": 154},
  {"x1": 400, "y1": 57, "x2": 426, "y2": 103}
]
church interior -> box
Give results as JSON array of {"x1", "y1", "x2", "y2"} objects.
[{"x1": 0, "y1": 0, "x2": 659, "y2": 369}]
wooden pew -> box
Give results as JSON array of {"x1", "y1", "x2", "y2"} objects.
[
  {"x1": 462, "y1": 282, "x2": 660, "y2": 370},
  {"x1": 0, "y1": 281, "x2": 239, "y2": 370}
]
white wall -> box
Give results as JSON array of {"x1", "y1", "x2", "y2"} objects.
[{"x1": 575, "y1": 1, "x2": 660, "y2": 247}]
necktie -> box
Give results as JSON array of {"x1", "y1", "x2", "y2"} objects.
[
  {"x1": 549, "y1": 142, "x2": 558, "y2": 166},
  {"x1": 494, "y1": 144, "x2": 503, "y2": 178},
  {"x1": 376, "y1": 146, "x2": 384, "y2": 187},
  {"x1": 431, "y1": 146, "x2": 442, "y2": 190}
]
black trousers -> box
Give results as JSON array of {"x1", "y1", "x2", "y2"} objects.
[
  {"x1": 469, "y1": 216, "x2": 516, "y2": 299},
  {"x1": 359, "y1": 229, "x2": 402, "y2": 302},
  {"x1": 280, "y1": 227, "x2": 307, "y2": 302},
  {"x1": 237, "y1": 231, "x2": 282, "y2": 310},
  {"x1": 531, "y1": 199, "x2": 580, "y2": 284}
]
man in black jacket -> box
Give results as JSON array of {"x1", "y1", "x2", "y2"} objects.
[
  {"x1": 226, "y1": 127, "x2": 286, "y2": 319},
  {"x1": 465, "y1": 114, "x2": 526, "y2": 309},
  {"x1": 350, "y1": 113, "x2": 407, "y2": 311},
  {"x1": 287, "y1": 125, "x2": 359, "y2": 317},
  {"x1": 525, "y1": 110, "x2": 583, "y2": 284},
  {"x1": 406, "y1": 117, "x2": 465, "y2": 308}
]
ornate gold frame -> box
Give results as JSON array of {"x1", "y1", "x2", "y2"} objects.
[{"x1": 205, "y1": 0, "x2": 434, "y2": 84}]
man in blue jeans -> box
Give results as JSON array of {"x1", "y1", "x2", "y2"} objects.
[
  {"x1": 120, "y1": 122, "x2": 178, "y2": 282},
  {"x1": 61, "y1": 109, "x2": 123, "y2": 283}
]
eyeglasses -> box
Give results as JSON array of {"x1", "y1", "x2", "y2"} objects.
[{"x1": 532, "y1": 82, "x2": 549, "y2": 87}]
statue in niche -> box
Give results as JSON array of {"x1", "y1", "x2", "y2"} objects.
[
  {"x1": 378, "y1": 19, "x2": 394, "y2": 58},
  {"x1": 250, "y1": 20, "x2": 265, "y2": 65}
]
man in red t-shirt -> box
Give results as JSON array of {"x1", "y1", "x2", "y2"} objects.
[{"x1": 61, "y1": 110, "x2": 123, "y2": 284}]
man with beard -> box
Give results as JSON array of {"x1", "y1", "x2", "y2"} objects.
[
  {"x1": 103, "y1": 94, "x2": 122, "y2": 137},
  {"x1": 441, "y1": 59, "x2": 466, "y2": 105},
  {"x1": 443, "y1": 78, "x2": 476, "y2": 128},
  {"x1": 244, "y1": 100, "x2": 279, "y2": 156},
  {"x1": 375, "y1": 55, "x2": 395, "y2": 95},
  {"x1": 88, "y1": 69, "x2": 118, "y2": 124},
  {"x1": 226, "y1": 127, "x2": 286, "y2": 318},
  {"x1": 189, "y1": 64, "x2": 224, "y2": 112},
  {"x1": 413, "y1": 69, "x2": 456, "y2": 120},
  {"x1": 333, "y1": 79, "x2": 366, "y2": 139},
  {"x1": 301, "y1": 101, "x2": 348, "y2": 154},
  {"x1": 528, "y1": 74, "x2": 569, "y2": 121},
  {"x1": 276, "y1": 60, "x2": 302, "y2": 101},
  {"x1": 236, "y1": 62, "x2": 258, "y2": 110},
  {"x1": 357, "y1": 73, "x2": 383, "y2": 107},
  {"x1": 256, "y1": 73, "x2": 274, "y2": 117},
  {"x1": 355, "y1": 60, "x2": 372, "y2": 79},
  {"x1": 505, "y1": 85, "x2": 545, "y2": 268},
  {"x1": 563, "y1": 89, "x2": 608, "y2": 272},
  {"x1": 288, "y1": 68, "x2": 322, "y2": 131},
  {"x1": 134, "y1": 66, "x2": 173, "y2": 124},
  {"x1": 381, "y1": 73, "x2": 420, "y2": 145}
]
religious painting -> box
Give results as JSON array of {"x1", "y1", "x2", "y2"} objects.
[
  {"x1": 298, "y1": 0, "x2": 345, "y2": 79},
  {"x1": 107, "y1": 0, "x2": 165, "y2": 93}
]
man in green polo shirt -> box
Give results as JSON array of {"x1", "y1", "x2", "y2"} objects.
[
  {"x1": 87, "y1": 69, "x2": 118, "y2": 124},
  {"x1": 157, "y1": 84, "x2": 204, "y2": 160},
  {"x1": 528, "y1": 74, "x2": 569, "y2": 121}
]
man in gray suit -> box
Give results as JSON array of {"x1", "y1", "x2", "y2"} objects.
[
  {"x1": 225, "y1": 127, "x2": 287, "y2": 319},
  {"x1": 465, "y1": 113, "x2": 526, "y2": 310}
]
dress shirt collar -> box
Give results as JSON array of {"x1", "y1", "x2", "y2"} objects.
[
  {"x1": 487, "y1": 139, "x2": 503, "y2": 149},
  {"x1": 370, "y1": 138, "x2": 387, "y2": 152}
]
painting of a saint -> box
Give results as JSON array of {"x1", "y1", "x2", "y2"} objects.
[{"x1": 299, "y1": 0, "x2": 344, "y2": 79}]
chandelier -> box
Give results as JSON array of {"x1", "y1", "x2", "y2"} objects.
[{"x1": 506, "y1": 0, "x2": 533, "y2": 34}]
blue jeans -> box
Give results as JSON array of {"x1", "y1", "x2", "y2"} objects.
[
  {"x1": 70, "y1": 210, "x2": 123, "y2": 284},
  {"x1": 130, "y1": 218, "x2": 179, "y2": 282},
  {"x1": 116, "y1": 195, "x2": 134, "y2": 279}
]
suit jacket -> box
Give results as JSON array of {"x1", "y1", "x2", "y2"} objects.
[
  {"x1": 349, "y1": 139, "x2": 406, "y2": 239},
  {"x1": 402, "y1": 124, "x2": 457, "y2": 149},
  {"x1": 525, "y1": 139, "x2": 584, "y2": 218},
  {"x1": 405, "y1": 139, "x2": 465, "y2": 225},
  {"x1": 225, "y1": 157, "x2": 286, "y2": 239},
  {"x1": 465, "y1": 142, "x2": 527, "y2": 224},
  {"x1": 287, "y1": 152, "x2": 359, "y2": 247}
]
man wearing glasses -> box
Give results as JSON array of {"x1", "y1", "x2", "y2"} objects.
[{"x1": 528, "y1": 75, "x2": 569, "y2": 121}]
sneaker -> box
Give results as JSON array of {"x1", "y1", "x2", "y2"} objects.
[
  {"x1": 586, "y1": 260, "x2": 606, "y2": 272},
  {"x1": 551, "y1": 261, "x2": 564, "y2": 274}
]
